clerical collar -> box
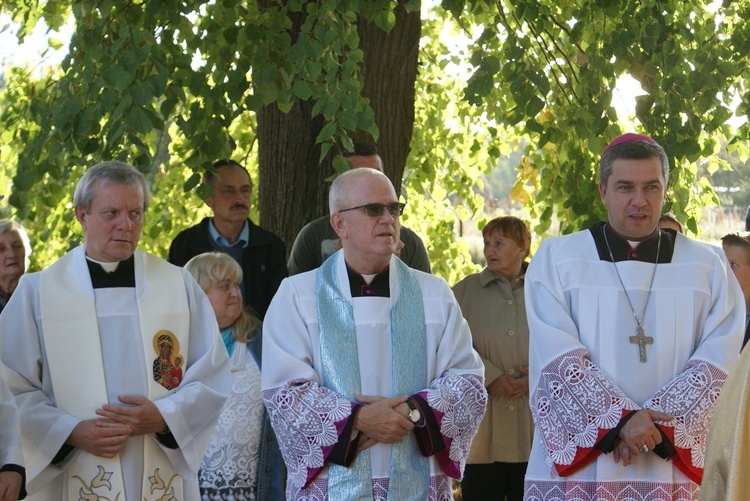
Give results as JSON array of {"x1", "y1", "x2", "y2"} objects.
[
  {"x1": 86, "y1": 255, "x2": 136, "y2": 288},
  {"x1": 209, "y1": 219, "x2": 249, "y2": 249},
  {"x1": 590, "y1": 221, "x2": 675, "y2": 263},
  {"x1": 346, "y1": 263, "x2": 390, "y2": 297}
]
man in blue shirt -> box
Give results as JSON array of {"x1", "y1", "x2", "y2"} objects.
[{"x1": 168, "y1": 159, "x2": 288, "y2": 319}]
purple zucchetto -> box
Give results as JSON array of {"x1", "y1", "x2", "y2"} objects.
[{"x1": 603, "y1": 133, "x2": 658, "y2": 153}]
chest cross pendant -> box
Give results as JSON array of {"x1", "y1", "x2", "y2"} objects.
[{"x1": 629, "y1": 324, "x2": 653, "y2": 363}]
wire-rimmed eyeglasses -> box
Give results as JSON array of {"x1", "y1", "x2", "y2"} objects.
[{"x1": 339, "y1": 202, "x2": 405, "y2": 218}]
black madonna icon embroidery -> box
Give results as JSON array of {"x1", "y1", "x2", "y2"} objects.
[{"x1": 152, "y1": 330, "x2": 184, "y2": 390}]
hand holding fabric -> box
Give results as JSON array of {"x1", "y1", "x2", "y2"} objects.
[
  {"x1": 67, "y1": 418, "x2": 132, "y2": 458},
  {"x1": 354, "y1": 395, "x2": 413, "y2": 444},
  {"x1": 616, "y1": 409, "x2": 673, "y2": 460},
  {"x1": 96, "y1": 395, "x2": 168, "y2": 436}
]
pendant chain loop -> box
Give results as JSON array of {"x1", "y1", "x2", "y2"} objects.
[{"x1": 602, "y1": 225, "x2": 661, "y2": 335}]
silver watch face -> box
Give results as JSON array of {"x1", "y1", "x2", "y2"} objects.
[{"x1": 409, "y1": 408, "x2": 421, "y2": 423}]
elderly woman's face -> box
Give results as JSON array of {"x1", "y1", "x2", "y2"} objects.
[
  {"x1": 204, "y1": 277, "x2": 243, "y2": 330},
  {"x1": 483, "y1": 230, "x2": 525, "y2": 278},
  {"x1": 0, "y1": 231, "x2": 26, "y2": 282}
]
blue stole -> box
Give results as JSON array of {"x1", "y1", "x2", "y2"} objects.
[{"x1": 316, "y1": 252, "x2": 430, "y2": 500}]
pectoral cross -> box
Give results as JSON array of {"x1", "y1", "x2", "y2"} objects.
[{"x1": 629, "y1": 324, "x2": 653, "y2": 363}]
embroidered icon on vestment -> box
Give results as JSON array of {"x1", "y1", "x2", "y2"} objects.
[{"x1": 152, "y1": 330, "x2": 183, "y2": 390}]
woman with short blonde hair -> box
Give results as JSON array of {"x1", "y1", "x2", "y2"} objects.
[{"x1": 186, "y1": 252, "x2": 285, "y2": 500}]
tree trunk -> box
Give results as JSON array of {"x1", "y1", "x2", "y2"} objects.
[
  {"x1": 257, "y1": 1, "x2": 421, "y2": 255},
  {"x1": 356, "y1": 2, "x2": 421, "y2": 197}
]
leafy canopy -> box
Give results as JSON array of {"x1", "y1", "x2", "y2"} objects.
[{"x1": 2, "y1": 0, "x2": 750, "y2": 284}]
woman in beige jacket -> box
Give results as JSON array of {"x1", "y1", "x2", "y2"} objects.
[{"x1": 453, "y1": 216, "x2": 533, "y2": 501}]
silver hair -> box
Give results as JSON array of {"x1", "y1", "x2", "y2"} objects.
[
  {"x1": 73, "y1": 161, "x2": 150, "y2": 212},
  {"x1": 0, "y1": 219, "x2": 32, "y2": 258},
  {"x1": 328, "y1": 168, "x2": 395, "y2": 214},
  {"x1": 600, "y1": 140, "x2": 670, "y2": 186}
]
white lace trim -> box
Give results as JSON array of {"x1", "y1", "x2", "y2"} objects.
[
  {"x1": 643, "y1": 359, "x2": 728, "y2": 469},
  {"x1": 427, "y1": 372, "x2": 487, "y2": 465},
  {"x1": 530, "y1": 348, "x2": 638, "y2": 467},
  {"x1": 524, "y1": 479, "x2": 699, "y2": 500},
  {"x1": 286, "y1": 474, "x2": 454, "y2": 500},
  {"x1": 199, "y1": 344, "x2": 263, "y2": 499},
  {"x1": 263, "y1": 379, "x2": 353, "y2": 489}
]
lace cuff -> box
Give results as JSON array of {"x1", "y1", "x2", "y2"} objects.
[
  {"x1": 530, "y1": 348, "x2": 638, "y2": 475},
  {"x1": 425, "y1": 372, "x2": 487, "y2": 479},
  {"x1": 643, "y1": 359, "x2": 728, "y2": 483}
]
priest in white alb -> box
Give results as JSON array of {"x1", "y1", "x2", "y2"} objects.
[
  {"x1": 261, "y1": 168, "x2": 487, "y2": 500},
  {"x1": 523, "y1": 134, "x2": 745, "y2": 501},
  {"x1": 0, "y1": 161, "x2": 230, "y2": 500}
]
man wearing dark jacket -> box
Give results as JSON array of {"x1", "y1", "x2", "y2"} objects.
[{"x1": 168, "y1": 159, "x2": 287, "y2": 319}]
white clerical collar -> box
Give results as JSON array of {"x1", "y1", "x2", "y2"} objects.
[
  {"x1": 86, "y1": 257, "x2": 120, "y2": 272},
  {"x1": 628, "y1": 240, "x2": 641, "y2": 248},
  {"x1": 361, "y1": 273, "x2": 377, "y2": 284}
]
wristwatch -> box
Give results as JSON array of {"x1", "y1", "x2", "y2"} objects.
[{"x1": 406, "y1": 398, "x2": 421, "y2": 425}]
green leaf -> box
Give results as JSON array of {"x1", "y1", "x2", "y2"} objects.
[
  {"x1": 127, "y1": 106, "x2": 152, "y2": 134},
  {"x1": 404, "y1": 0, "x2": 421, "y2": 12},
  {"x1": 316, "y1": 121, "x2": 337, "y2": 143},
  {"x1": 293, "y1": 80, "x2": 313, "y2": 100},
  {"x1": 48, "y1": 37, "x2": 63, "y2": 50},
  {"x1": 374, "y1": 10, "x2": 396, "y2": 32}
]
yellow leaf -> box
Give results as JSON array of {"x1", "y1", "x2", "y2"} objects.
[{"x1": 510, "y1": 181, "x2": 530, "y2": 204}]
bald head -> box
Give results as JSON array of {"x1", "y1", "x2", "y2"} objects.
[
  {"x1": 328, "y1": 168, "x2": 401, "y2": 274},
  {"x1": 329, "y1": 168, "x2": 395, "y2": 214}
]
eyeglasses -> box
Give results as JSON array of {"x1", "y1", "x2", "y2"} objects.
[{"x1": 339, "y1": 202, "x2": 405, "y2": 218}]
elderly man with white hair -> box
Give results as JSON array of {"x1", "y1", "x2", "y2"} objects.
[{"x1": 262, "y1": 167, "x2": 487, "y2": 500}]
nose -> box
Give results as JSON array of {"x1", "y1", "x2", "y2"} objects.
[
  {"x1": 631, "y1": 189, "x2": 647, "y2": 207},
  {"x1": 116, "y1": 213, "x2": 134, "y2": 230},
  {"x1": 378, "y1": 209, "x2": 396, "y2": 223}
]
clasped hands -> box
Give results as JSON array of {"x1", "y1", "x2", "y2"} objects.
[
  {"x1": 353, "y1": 394, "x2": 414, "y2": 451},
  {"x1": 613, "y1": 409, "x2": 674, "y2": 466},
  {"x1": 66, "y1": 395, "x2": 167, "y2": 458},
  {"x1": 487, "y1": 366, "x2": 529, "y2": 400}
]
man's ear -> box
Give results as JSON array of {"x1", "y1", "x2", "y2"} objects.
[
  {"x1": 331, "y1": 213, "x2": 347, "y2": 239},
  {"x1": 74, "y1": 207, "x2": 87, "y2": 231}
]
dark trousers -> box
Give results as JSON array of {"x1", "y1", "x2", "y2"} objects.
[{"x1": 461, "y1": 461, "x2": 527, "y2": 501}]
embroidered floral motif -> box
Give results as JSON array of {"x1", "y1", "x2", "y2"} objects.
[
  {"x1": 147, "y1": 468, "x2": 179, "y2": 499},
  {"x1": 427, "y1": 372, "x2": 487, "y2": 464},
  {"x1": 263, "y1": 379, "x2": 353, "y2": 489},
  {"x1": 530, "y1": 348, "x2": 639, "y2": 467},
  {"x1": 524, "y1": 479, "x2": 700, "y2": 500},
  {"x1": 644, "y1": 359, "x2": 728, "y2": 469},
  {"x1": 71, "y1": 465, "x2": 122, "y2": 501}
]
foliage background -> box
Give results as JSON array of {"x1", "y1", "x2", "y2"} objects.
[{"x1": 2, "y1": 0, "x2": 750, "y2": 285}]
